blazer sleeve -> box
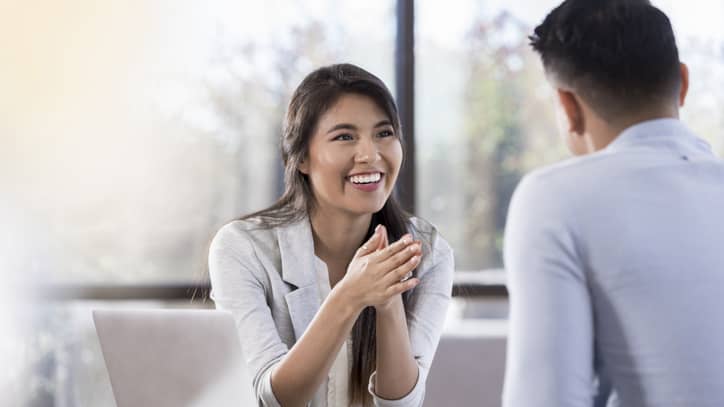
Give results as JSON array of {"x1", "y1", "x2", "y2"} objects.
[
  {"x1": 501, "y1": 174, "x2": 596, "y2": 407},
  {"x1": 208, "y1": 223, "x2": 286, "y2": 407},
  {"x1": 367, "y1": 230, "x2": 455, "y2": 407}
]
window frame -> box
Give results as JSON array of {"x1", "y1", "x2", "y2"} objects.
[{"x1": 37, "y1": 0, "x2": 506, "y2": 302}]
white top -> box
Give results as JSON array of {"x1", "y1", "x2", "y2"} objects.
[
  {"x1": 503, "y1": 119, "x2": 724, "y2": 407},
  {"x1": 313, "y1": 255, "x2": 356, "y2": 407}
]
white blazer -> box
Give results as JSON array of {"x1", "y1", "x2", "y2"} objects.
[{"x1": 209, "y1": 215, "x2": 454, "y2": 407}]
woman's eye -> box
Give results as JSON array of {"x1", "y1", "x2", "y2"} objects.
[
  {"x1": 378, "y1": 130, "x2": 394, "y2": 138},
  {"x1": 333, "y1": 133, "x2": 354, "y2": 141}
]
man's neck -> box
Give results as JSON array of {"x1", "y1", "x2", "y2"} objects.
[{"x1": 586, "y1": 109, "x2": 679, "y2": 153}]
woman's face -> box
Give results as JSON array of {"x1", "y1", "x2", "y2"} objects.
[{"x1": 299, "y1": 93, "x2": 403, "y2": 217}]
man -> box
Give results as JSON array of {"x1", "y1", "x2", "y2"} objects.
[{"x1": 502, "y1": 1, "x2": 724, "y2": 406}]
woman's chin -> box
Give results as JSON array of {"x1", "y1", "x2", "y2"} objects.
[{"x1": 344, "y1": 201, "x2": 387, "y2": 217}]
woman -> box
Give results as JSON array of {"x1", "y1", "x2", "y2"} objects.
[{"x1": 208, "y1": 63, "x2": 454, "y2": 407}]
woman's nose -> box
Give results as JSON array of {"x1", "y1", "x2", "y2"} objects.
[{"x1": 354, "y1": 138, "x2": 380, "y2": 163}]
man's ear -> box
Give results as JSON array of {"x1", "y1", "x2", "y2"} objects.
[
  {"x1": 556, "y1": 89, "x2": 585, "y2": 136},
  {"x1": 679, "y1": 62, "x2": 689, "y2": 107}
]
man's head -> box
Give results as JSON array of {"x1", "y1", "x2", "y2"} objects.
[{"x1": 531, "y1": 0, "x2": 689, "y2": 154}]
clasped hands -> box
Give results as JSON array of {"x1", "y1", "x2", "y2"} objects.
[{"x1": 337, "y1": 225, "x2": 422, "y2": 312}]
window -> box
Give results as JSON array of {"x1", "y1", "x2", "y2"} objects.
[
  {"x1": 416, "y1": 0, "x2": 724, "y2": 270},
  {"x1": 3, "y1": 0, "x2": 395, "y2": 284}
]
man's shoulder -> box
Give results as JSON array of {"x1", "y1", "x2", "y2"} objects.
[
  {"x1": 510, "y1": 152, "x2": 625, "y2": 222},
  {"x1": 515, "y1": 156, "x2": 586, "y2": 201},
  {"x1": 524, "y1": 152, "x2": 613, "y2": 187}
]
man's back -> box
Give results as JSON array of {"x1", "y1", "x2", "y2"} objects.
[{"x1": 503, "y1": 119, "x2": 724, "y2": 406}]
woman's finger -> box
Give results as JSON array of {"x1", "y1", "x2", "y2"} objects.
[
  {"x1": 383, "y1": 254, "x2": 420, "y2": 285},
  {"x1": 380, "y1": 241, "x2": 421, "y2": 271},
  {"x1": 354, "y1": 226, "x2": 382, "y2": 258},
  {"x1": 372, "y1": 233, "x2": 414, "y2": 263},
  {"x1": 376, "y1": 225, "x2": 389, "y2": 251},
  {"x1": 385, "y1": 278, "x2": 420, "y2": 297}
]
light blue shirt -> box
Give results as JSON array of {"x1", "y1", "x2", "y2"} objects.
[{"x1": 502, "y1": 119, "x2": 724, "y2": 407}]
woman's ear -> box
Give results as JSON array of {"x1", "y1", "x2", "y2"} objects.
[{"x1": 298, "y1": 157, "x2": 309, "y2": 175}]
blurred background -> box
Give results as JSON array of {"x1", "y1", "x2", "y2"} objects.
[{"x1": 2, "y1": 0, "x2": 723, "y2": 405}]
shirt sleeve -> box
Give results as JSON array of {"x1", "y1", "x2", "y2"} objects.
[
  {"x1": 368, "y1": 231, "x2": 455, "y2": 407},
  {"x1": 208, "y1": 223, "x2": 285, "y2": 407},
  {"x1": 502, "y1": 174, "x2": 596, "y2": 407}
]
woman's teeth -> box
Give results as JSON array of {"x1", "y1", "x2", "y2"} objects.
[{"x1": 349, "y1": 173, "x2": 381, "y2": 184}]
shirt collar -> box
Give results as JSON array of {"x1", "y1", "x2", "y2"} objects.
[{"x1": 605, "y1": 118, "x2": 713, "y2": 156}]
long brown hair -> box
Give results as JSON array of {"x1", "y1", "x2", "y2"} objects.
[{"x1": 243, "y1": 63, "x2": 412, "y2": 405}]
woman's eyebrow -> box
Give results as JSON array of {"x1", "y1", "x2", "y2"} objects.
[
  {"x1": 326, "y1": 123, "x2": 357, "y2": 134},
  {"x1": 326, "y1": 120, "x2": 392, "y2": 134}
]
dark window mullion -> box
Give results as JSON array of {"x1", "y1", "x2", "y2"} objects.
[{"x1": 395, "y1": 0, "x2": 416, "y2": 213}]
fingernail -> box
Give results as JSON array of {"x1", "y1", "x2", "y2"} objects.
[{"x1": 374, "y1": 224, "x2": 381, "y2": 232}]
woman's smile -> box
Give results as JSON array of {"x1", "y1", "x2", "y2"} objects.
[{"x1": 347, "y1": 171, "x2": 385, "y2": 192}]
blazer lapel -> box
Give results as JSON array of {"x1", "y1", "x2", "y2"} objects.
[{"x1": 278, "y1": 217, "x2": 321, "y2": 340}]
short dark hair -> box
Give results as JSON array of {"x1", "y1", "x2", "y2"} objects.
[{"x1": 530, "y1": 0, "x2": 681, "y2": 120}]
